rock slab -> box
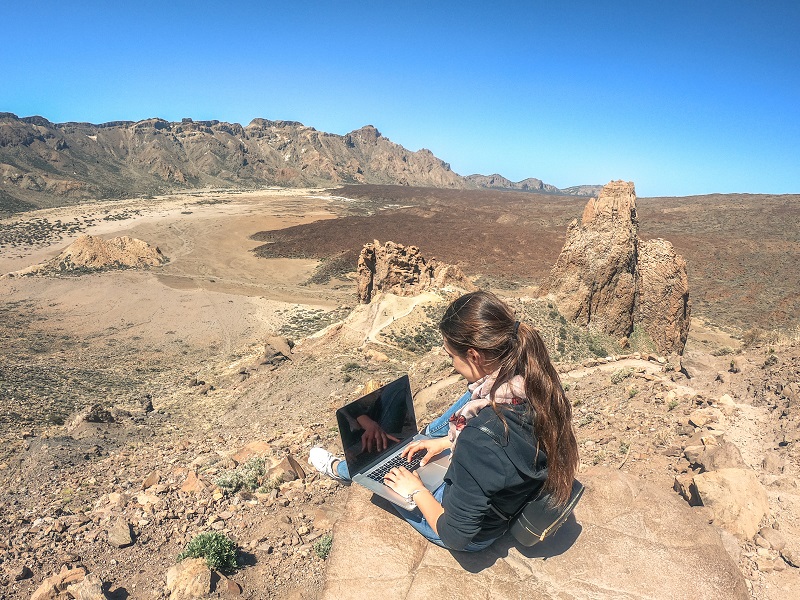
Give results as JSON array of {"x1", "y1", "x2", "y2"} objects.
[{"x1": 322, "y1": 467, "x2": 748, "y2": 600}]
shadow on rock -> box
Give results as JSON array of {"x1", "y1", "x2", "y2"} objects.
[
  {"x1": 368, "y1": 493, "x2": 583, "y2": 574},
  {"x1": 453, "y1": 514, "x2": 583, "y2": 573}
]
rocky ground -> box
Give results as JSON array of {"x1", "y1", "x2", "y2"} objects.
[{"x1": 1, "y1": 188, "x2": 798, "y2": 599}]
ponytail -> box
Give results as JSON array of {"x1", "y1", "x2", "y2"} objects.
[{"x1": 440, "y1": 291, "x2": 579, "y2": 505}]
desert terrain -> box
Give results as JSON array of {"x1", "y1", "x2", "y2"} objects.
[{"x1": 0, "y1": 185, "x2": 798, "y2": 599}]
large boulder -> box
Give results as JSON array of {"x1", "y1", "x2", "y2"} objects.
[
  {"x1": 356, "y1": 240, "x2": 474, "y2": 304},
  {"x1": 547, "y1": 181, "x2": 690, "y2": 354},
  {"x1": 692, "y1": 468, "x2": 769, "y2": 539},
  {"x1": 322, "y1": 467, "x2": 748, "y2": 599}
]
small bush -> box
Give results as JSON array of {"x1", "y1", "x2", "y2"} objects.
[
  {"x1": 588, "y1": 336, "x2": 608, "y2": 358},
  {"x1": 177, "y1": 532, "x2": 238, "y2": 570},
  {"x1": 610, "y1": 367, "x2": 634, "y2": 384},
  {"x1": 667, "y1": 399, "x2": 679, "y2": 411},
  {"x1": 313, "y1": 533, "x2": 333, "y2": 559},
  {"x1": 711, "y1": 346, "x2": 734, "y2": 356},
  {"x1": 216, "y1": 456, "x2": 270, "y2": 494},
  {"x1": 628, "y1": 386, "x2": 639, "y2": 398}
]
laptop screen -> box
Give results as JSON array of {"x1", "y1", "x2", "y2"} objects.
[{"x1": 336, "y1": 375, "x2": 419, "y2": 474}]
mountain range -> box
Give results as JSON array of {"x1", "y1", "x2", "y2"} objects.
[{"x1": 0, "y1": 112, "x2": 600, "y2": 213}]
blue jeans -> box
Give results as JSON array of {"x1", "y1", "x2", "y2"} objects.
[{"x1": 336, "y1": 389, "x2": 496, "y2": 552}]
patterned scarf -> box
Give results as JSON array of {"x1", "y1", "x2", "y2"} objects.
[{"x1": 448, "y1": 369, "x2": 526, "y2": 445}]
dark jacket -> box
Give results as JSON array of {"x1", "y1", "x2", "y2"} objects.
[{"x1": 436, "y1": 403, "x2": 548, "y2": 550}]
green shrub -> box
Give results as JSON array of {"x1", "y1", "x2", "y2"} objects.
[
  {"x1": 587, "y1": 336, "x2": 608, "y2": 358},
  {"x1": 177, "y1": 532, "x2": 238, "y2": 570},
  {"x1": 313, "y1": 533, "x2": 333, "y2": 559},
  {"x1": 216, "y1": 456, "x2": 270, "y2": 494},
  {"x1": 610, "y1": 367, "x2": 634, "y2": 384}
]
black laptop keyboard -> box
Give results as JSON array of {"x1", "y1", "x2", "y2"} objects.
[{"x1": 366, "y1": 452, "x2": 424, "y2": 483}]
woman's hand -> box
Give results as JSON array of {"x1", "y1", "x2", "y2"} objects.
[
  {"x1": 356, "y1": 415, "x2": 400, "y2": 453},
  {"x1": 383, "y1": 466, "x2": 425, "y2": 498},
  {"x1": 400, "y1": 437, "x2": 451, "y2": 466}
]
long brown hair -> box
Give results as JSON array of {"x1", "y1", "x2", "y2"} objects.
[{"x1": 439, "y1": 291, "x2": 579, "y2": 505}]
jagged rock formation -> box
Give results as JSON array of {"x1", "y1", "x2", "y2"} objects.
[
  {"x1": 356, "y1": 240, "x2": 474, "y2": 303},
  {"x1": 0, "y1": 112, "x2": 594, "y2": 213},
  {"x1": 547, "y1": 181, "x2": 639, "y2": 339},
  {"x1": 2, "y1": 234, "x2": 166, "y2": 277},
  {"x1": 0, "y1": 114, "x2": 462, "y2": 211},
  {"x1": 547, "y1": 181, "x2": 690, "y2": 354}
]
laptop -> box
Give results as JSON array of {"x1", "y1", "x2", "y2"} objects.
[{"x1": 336, "y1": 375, "x2": 451, "y2": 510}]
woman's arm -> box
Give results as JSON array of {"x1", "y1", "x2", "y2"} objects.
[{"x1": 382, "y1": 467, "x2": 444, "y2": 535}]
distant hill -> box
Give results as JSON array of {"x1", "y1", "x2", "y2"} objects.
[
  {"x1": 0, "y1": 112, "x2": 597, "y2": 213},
  {"x1": 464, "y1": 174, "x2": 601, "y2": 197}
]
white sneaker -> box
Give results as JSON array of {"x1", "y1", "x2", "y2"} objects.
[{"x1": 308, "y1": 446, "x2": 344, "y2": 480}]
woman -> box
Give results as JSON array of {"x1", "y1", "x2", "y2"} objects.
[{"x1": 309, "y1": 291, "x2": 579, "y2": 551}]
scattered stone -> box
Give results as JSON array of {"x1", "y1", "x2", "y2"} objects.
[
  {"x1": 107, "y1": 518, "x2": 133, "y2": 548},
  {"x1": 754, "y1": 557, "x2": 775, "y2": 573},
  {"x1": 66, "y1": 404, "x2": 114, "y2": 432},
  {"x1": 263, "y1": 336, "x2": 293, "y2": 366},
  {"x1": 180, "y1": 471, "x2": 209, "y2": 494},
  {"x1": 716, "y1": 394, "x2": 736, "y2": 416},
  {"x1": 7, "y1": 564, "x2": 33, "y2": 580},
  {"x1": 758, "y1": 527, "x2": 786, "y2": 551},
  {"x1": 166, "y1": 558, "x2": 212, "y2": 600},
  {"x1": 680, "y1": 353, "x2": 717, "y2": 380},
  {"x1": 364, "y1": 348, "x2": 389, "y2": 362},
  {"x1": 684, "y1": 440, "x2": 746, "y2": 472},
  {"x1": 142, "y1": 470, "x2": 161, "y2": 489},
  {"x1": 215, "y1": 572, "x2": 243, "y2": 596},
  {"x1": 30, "y1": 566, "x2": 87, "y2": 600},
  {"x1": 66, "y1": 573, "x2": 108, "y2": 600},
  {"x1": 754, "y1": 535, "x2": 771, "y2": 549},
  {"x1": 231, "y1": 441, "x2": 271, "y2": 465}
]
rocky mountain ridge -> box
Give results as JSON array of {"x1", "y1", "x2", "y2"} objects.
[{"x1": 0, "y1": 112, "x2": 594, "y2": 214}]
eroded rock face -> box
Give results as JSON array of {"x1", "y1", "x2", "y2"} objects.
[
  {"x1": 356, "y1": 240, "x2": 474, "y2": 303},
  {"x1": 548, "y1": 180, "x2": 639, "y2": 338},
  {"x1": 548, "y1": 181, "x2": 690, "y2": 354},
  {"x1": 637, "y1": 238, "x2": 691, "y2": 353}
]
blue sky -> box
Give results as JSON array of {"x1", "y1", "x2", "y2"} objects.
[{"x1": 2, "y1": 1, "x2": 798, "y2": 196}]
